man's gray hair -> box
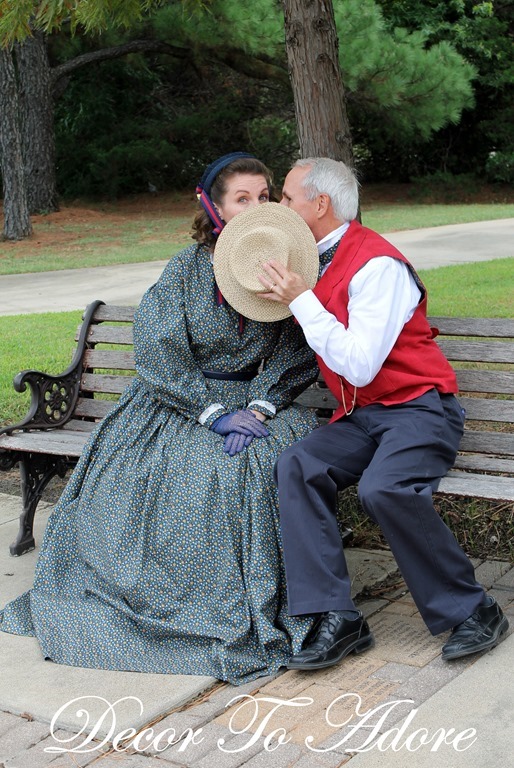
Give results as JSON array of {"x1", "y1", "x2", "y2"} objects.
[{"x1": 295, "y1": 158, "x2": 359, "y2": 222}]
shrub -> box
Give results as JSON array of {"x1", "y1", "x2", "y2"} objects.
[{"x1": 485, "y1": 151, "x2": 514, "y2": 185}]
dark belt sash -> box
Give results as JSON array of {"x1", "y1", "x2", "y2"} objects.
[{"x1": 202, "y1": 369, "x2": 259, "y2": 382}]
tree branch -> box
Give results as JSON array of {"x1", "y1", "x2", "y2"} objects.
[
  {"x1": 212, "y1": 47, "x2": 289, "y2": 86},
  {"x1": 50, "y1": 38, "x2": 289, "y2": 101},
  {"x1": 51, "y1": 39, "x2": 190, "y2": 85}
]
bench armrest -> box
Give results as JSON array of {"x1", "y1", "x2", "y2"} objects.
[
  {"x1": 0, "y1": 368, "x2": 83, "y2": 436},
  {"x1": 0, "y1": 299, "x2": 104, "y2": 437}
]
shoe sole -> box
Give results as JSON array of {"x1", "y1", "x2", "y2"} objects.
[
  {"x1": 442, "y1": 616, "x2": 509, "y2": 661},
  {"x1": 286, "y1": 634, "x2": 375, "y2": 671}
]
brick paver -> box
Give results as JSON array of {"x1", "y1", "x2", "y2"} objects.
[{"x1": 1, "y1": 558, "x2": 512, "y2": 768}]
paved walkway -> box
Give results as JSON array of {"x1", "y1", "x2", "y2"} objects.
[
  {"x1": 1, "y1": 491, "x2": 513, "y2": 768},
  {"x1": 0, "y1": 219, "x2": 513, "y2": 766},
  {"x1": 0, "y1": 218, "x2": 513, "y2": 315}
]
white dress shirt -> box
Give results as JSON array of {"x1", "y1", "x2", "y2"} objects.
[{"x1": 289, "y1": 228, "x2": 422, "y2": 387}]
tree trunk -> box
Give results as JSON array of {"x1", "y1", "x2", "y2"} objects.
[
  {"x1": 282, "y1": 0, "x2": 354, "y2": 166},
  {"x1": 0, "y1": 47, "x2": 32, "y2": 240},
  {"x1": 15, "y1": 32, "x2": 59, "y2": 214}
]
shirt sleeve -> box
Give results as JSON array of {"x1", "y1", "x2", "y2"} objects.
[
  {"x1": 246, "y1": 316, "x2": 319, "y2": 414},
  {"x1": 133, "y1": 255, "x2": 228, "y2": 425},
  {"x1": 289, "y1": 257, "x2": 422, "y2": 387}
]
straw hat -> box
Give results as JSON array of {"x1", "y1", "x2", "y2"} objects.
[{"x1": 213, "y1": 202, "x2": 319, "y2": 322}]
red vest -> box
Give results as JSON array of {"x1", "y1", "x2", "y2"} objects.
[{"x1": 312, "y1": 220, "x2": 457, "y2": 423}]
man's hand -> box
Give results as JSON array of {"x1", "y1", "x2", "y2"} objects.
[{"x1": 258, "y1": 260, "x2": 310, "y2": 306}]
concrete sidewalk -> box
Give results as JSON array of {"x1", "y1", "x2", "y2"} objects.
[
  {"x1": 0, "y1": 218, "x2": 513, "y2": 315},
  {"x1": 1, "y1": 488, "x2": 513, "y2": 767}
]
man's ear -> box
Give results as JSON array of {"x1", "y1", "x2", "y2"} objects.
[{"x1": 317, "y1": 193, "x2": 331, "y2": 217}]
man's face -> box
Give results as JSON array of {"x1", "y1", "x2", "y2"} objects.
[{"x1": 279, "y1": 165, "x2": 319, "y2": 234}]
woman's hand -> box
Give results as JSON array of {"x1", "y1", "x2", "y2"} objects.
[
  {"x1": 223, "y1": 431, "x2": 254, "y2": 456},
  {"x1": 210, "y1": 410, "x2": 269, "y2": 456},
  {"x1": 258, "y1": 260, "x2": 310, "y2": 306},
  {"x1": 210, "y1": 410, "x2": 269, "y2": 438},
  {"x1": 249, "y1": 410, "x2": 267, "y2": 423}
]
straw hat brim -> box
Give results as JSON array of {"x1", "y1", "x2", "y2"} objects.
[{"x1": 213, "y1": 203, "x2": 319, "y2": 322}]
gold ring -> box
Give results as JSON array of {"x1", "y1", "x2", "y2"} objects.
[{"x1": 270, "y1": 282, "x2": 276, "y2": 290}]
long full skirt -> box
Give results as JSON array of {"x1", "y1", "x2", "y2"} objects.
[{"x1": 0, "y1": 379, "x2": 317, "y2": 684}]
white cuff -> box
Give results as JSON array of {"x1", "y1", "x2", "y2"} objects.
[
  {"x1": 198, "y1": 403, "x2": 225, "y2": 425},
  {"x1": 248, "y1": 400, "x2": 277, "y2": 416},
  {"x1": 289, "y1": 290, "x2": 329, "y2": 326}
]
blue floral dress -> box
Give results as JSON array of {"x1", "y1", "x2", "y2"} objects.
[{"x1": 0, "y1": 243, "x2": 322, "y2": 684}]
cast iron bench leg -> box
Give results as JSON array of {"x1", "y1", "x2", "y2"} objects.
[{"x1": 10, "y1": 453, "x2": 68, "y2": 557}]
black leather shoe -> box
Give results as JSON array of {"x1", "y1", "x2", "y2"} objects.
[
  {"x1": 441, "y1": 596, "x2": 509, "y2": 661},
  {"x1": 287, "y1": 610, "x2": 374, "y2": 670}
]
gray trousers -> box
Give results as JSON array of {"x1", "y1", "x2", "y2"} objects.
[{"x1": 275, "y1": 389, "x2": 484, "y2": 635}]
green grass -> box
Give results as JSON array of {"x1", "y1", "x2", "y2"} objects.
[
  {"x1": 418, "y1": 258, "x2": 514, "y2": 317},
  {"x1": 0, "y1": 240, "x2": 185, "y2": 275},
  {"x1": 0, "y1": 210, "x2": 192, "y2": 275},
  {"x1": 362, "y1": 203, "x2": 514, "y2": 234}
]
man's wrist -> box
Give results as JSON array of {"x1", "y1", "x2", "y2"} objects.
[{"x1": 289, "y1": 289, "x2": 326, "y2": 324}]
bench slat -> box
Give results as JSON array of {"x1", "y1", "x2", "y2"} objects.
[
  {"x1": 0, "y1": 429, "x2": 88, "y2": 457},
  {"x1": 62, "y1": 419, "x2": 97, "y2": 433},
  {"x1": 437, "y1": 339, "x2": 514, "y2": 363},
  {"x1": 429, "y1": 317, "x2": 514, "y2": 338},
  {"x1": 437, "y1": 471, "x2": 514, "y2": 501},
  {"x1": 296, "y1": 389, "x2": 514, "y2": 424},
  {"x1": 453, "y1": 455, "x2": 514, "y2": 473},
  {"x1": 459, "y1": 430, "x2": 514, "y2": 457},
  {"x1": 295, "y1": 388, "x2": 338, "y2": 409},
  {"x1": 456, "y1": 369, "x2": 514, "y2": 395},
  {"x1": 81, "y1": 326, "x2": 134, "y2": 345},
  {"x1": 80, "y1": 373, "x2": 133, "y2": 395},
  {"x1": 83, "y1": 349, "x2": 136, "y2": 371},
  {"x1": 92, "y1": 305, "x2": 137, "y2": 323},
  {"x1": 458, "y1": 396, "x2": 514, "y2": 422},
  {"x1": 73, "y1": 398, "x2": 118, "y2": 419}
]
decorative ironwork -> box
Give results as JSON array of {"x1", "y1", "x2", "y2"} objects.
[
  {"x1": 0, "y1": 300, "x2": 106, "y2": 556},
  {"x1": 10, "y1": 452, "x2": 71, "y2": 557},
  {"x1": 11, "y1": 369, "x2": 82, "y2": 430},
  {"x1": 0, "y1": 300, "x2": 104, "y2": 438},
  {"x1": 0, "y1": 449, "x2": 17, "y2": 472}
]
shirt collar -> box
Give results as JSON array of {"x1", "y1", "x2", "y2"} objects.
[{"x1": 317, "y1": 222, "x2": 350, "y2": 255}]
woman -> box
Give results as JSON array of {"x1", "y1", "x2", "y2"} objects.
[{"x1": 0, "y1": 152, "x2": 321, "y2": 684}]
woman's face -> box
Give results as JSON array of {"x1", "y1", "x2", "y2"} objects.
[{"x1": 216, "y1": 173, "x2": 270, "y2": 224}]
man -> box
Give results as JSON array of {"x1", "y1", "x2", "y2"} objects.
[{"x1": 259, "y1": 157, "x2": 508, "y2": 670}]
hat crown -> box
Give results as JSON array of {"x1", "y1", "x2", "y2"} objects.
[
  {"x1": 213, "y1": 202, "x2": 319, "y2": 322},
  {"x1": 230, "y1": 227, "x2": 290, "y2": 292}
]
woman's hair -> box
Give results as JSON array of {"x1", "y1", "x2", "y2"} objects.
[
  {"x1": 192, "y1": 157, "x2": 273, "y2": 250},
  {"x1": 295, "y1": 157, "x2": 359, "y2": 223}
]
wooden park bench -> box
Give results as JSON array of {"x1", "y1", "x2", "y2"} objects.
[{"x1": 1, "y1": 300, "x2": 513, "y2": 556}]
